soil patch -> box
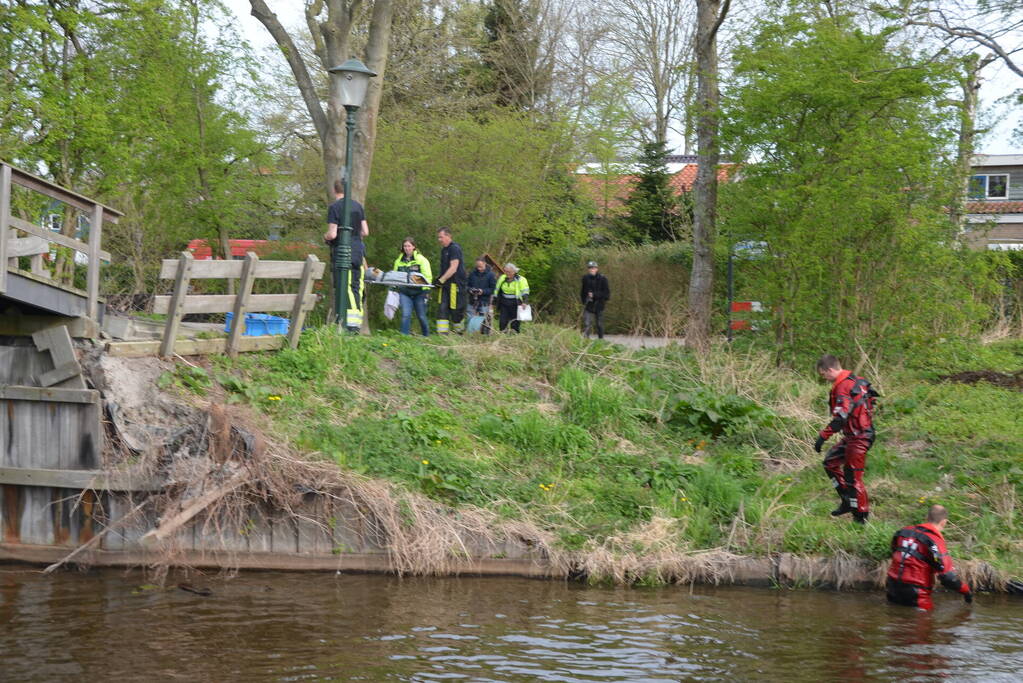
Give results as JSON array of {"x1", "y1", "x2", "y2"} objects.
[{"x1": 939, "y1": 369, "x2": 1023, "y2": 392}]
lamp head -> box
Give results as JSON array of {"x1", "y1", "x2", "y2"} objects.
[{"x1": 328, "y1": 58, "x2": 377, "y2": 108}]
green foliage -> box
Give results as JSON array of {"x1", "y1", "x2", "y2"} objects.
[
  {"x1": 664, "y1": 387, "x2": 775, "y2": 438},
  {"x1": 158, "y1": 365, "x2": 212, "y2": 395},
  {"x1": 720, "y1": 10, "x2": 1001, "y2": 363},
  {"x1": 620, "y1": 140, "x2": 689, "y2": 243}
]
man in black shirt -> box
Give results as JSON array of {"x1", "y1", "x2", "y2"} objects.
[
  {"x1": 324, "y1": 179, "x2": 370, "y2": 331},
  {"x1": 580, "y1": 260, "x2": 610, "y2": 339},
  {"x1": 435, "y1": 227, "x2": 468, "y2": 334}
]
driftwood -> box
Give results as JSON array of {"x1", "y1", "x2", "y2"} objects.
[{"x1": 139, "y1": 469, "x2": 249, "y2": 548}]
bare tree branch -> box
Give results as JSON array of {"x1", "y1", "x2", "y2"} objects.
[{"x1": 248, "y1": 0, "x2": 329, "y2": 142}]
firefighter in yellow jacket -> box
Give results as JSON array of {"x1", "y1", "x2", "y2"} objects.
[{"x1": 494, "y1": 263, "x2": 529, "y2": 333}]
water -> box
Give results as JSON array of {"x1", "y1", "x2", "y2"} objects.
[{"x1": 1, "y1": 568, "x2": 1021, "y2": 681}]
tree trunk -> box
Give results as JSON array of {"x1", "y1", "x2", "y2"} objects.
[
  {"x1": 352, "y1": 0, "x2": 395, "y2": 202},
  {"x1": 950, "y1": 53, "x2": 991, "y2": 231},
  {"x1": 685, "y1": 0, "x2": 728, "y2": 351}
]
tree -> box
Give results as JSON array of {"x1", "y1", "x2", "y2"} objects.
[
  {"x1": 248, "y1": 0, "x2": 395, "y2": 203},
  {"x1": 621, "y1": 141, "x2": 685, "y2": 242},
  {"x1": 0, "y1": 0, "x2": 273, "y2": 293},
  {"x1": 601, "y1": 0, "x2": 696, "y2": 147},
  {"x1": 685, "y1": 0, "x2": 730, "y2": 351},
  {"x1": 721, "y1": 11, "x2": 997, "y2": 361}
]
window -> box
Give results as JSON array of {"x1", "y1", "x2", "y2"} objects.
[{"x1": 970, "y1": 174, "x2": 1009, "y2": 199}]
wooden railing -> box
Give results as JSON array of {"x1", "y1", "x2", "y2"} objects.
[
  {"x1": 0, "y1": 160, "x2": 122, "y2": 321},
  {"x1": 155, "y1": 250, "x2": 324, "y2": 356}
]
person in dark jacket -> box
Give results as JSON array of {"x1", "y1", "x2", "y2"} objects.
[
  {"x1": 580, "y1": 261, "x2": 610, "y2": 339},
  {"x1": 887, "y1": 505, "x2": 972, "y2": 611},
  {"x1": 466, "y1": 258, "x2": 497, "y2": 333}
]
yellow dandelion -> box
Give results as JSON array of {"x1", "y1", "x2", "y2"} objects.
[
  {"x1": 383, "y1": 343, "x2": 389, "y2": 347},
  {"x1": 422, "y1": 459, "x2": 430, "y2": 465},
  {"x1": 267, "y1": 395, "x2": 282, "y2": 401}
]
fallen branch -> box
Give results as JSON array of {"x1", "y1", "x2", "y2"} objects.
[{"x1": 140, "y1": 469, "x2": 249, "y2": 548}]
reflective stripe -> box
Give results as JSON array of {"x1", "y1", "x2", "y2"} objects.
[{"x1": 437, "y1": 319, "x2": 450, "y2": 334}]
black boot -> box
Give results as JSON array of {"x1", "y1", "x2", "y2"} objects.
[
  {"x1": 831, "y1": 500, "x2": 853, "y2": 516},
  {"x1": 852, "y1": 511, "x2": 869, "y2": 525},
  {"x1": 831, "y1": 491, "x2": 853, "y2": 517}
]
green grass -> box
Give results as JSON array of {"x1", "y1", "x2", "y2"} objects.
[{"x1": 198, "y1": 325, "x2": 1023, "y2": 577}]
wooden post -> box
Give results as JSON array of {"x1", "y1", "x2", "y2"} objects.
[
  {"x1": 87, "y1": 202, "x2": 103, "y2": 321},
  {"x1": 160, "y1": 251, "x2": 194, "y2": 358},
  {"x1": 227, "y1": 251, "x2": 258, "y2": 357},
  {"x1": 0, "y1": 163, "x2": 11, "y2": 294},
  {"x1": 287, "y1": 255, "x2": 318, "y2": 349}
]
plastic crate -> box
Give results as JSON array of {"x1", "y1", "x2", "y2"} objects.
[{"x1": 224, "y1": 312, "x2": 290, "y2": 336}]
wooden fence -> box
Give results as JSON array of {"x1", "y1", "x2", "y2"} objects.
[
  {"x1": 153, "y1": 250, "x2": 324, "y2": 357},
  {"x1": 0, "y1": 160, "x2": 121, "y2": 322}
]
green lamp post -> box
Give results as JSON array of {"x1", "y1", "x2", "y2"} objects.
[{"x1": 327, "y1": 58, "x2": 377, "y2": 330}]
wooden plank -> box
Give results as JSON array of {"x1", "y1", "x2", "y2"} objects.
[
  {"x1": 32, "y1": 325, "x2": 85, "y2": 388},
  {"x1": 19, "y1": 486, "x2": 54, "y2": 545},
  {"x1": 30, "y1": 253, "x2": 46, "y2": 276},
  {"x1": 0, "y1": 164, "x2": 10, "y2": 294},
  {"x1": 86, "y1": 202, "x2": 103, "y2": 321},
  {"x1": 152, "y1": 292, "x2": 313, "y2": 315},
  {"x1": 6, "y1": 234, "x2": 49, "y2": 257},
  {"x1": 0, "y1": 385, "x2": 98, "y2": 404},
  {"x1": 106, "y1": 335, "x2": 286, "y2": 358},
  {"x1": 8, "y1": 216, "x2": 111, "y2": 261},
  {"x1": 7, "y1": 162, "x2": 122, "y2": 222},
  {"x1": 139, "y1": 469, "x2": 248, "y2": 548},
  {"x1": 288, "y1": 255, "x2": 318, "y2": 349},
  {"x1": 0, "y1": 466, "x2": 162, "y2": 491},
  {"x1": 0, "y1": 314, "x2": 95, "y2": 339},
  {"x1": 158, "y1": 258, "x2": 326, "y2": 280},
  {"x1": 160, "y1": 251, "x2": 194, "y2": 357},
  {"x1": 227, "y1": 252, "x2": 258, "y2": 356}
]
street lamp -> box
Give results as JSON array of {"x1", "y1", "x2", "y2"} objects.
[{"x1": 327, "y1": 58, "x2": 377, "y2": 330}]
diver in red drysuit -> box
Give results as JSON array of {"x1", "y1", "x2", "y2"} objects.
[
  {"x1": 814, "y1": 355, "x2": 878, "y2": 524},
  {"x1": 887, "y1": 505, "x2": 973, "y2": 611}
]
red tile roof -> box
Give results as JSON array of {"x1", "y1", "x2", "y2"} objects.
[
  {"x1": 965, "y1": 200, "x2": 1023, "y2": 214},
  {"x1": 578, "y1": 164, "x2": 736, "y2": 216}
]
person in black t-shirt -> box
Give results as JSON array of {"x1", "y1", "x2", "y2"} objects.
[
  {"x1": 434, "y1": 227, "x2": 467, "y2": 334},
  {"x1": 324, "y1": 179, "x2": 370, "y2": 330}
]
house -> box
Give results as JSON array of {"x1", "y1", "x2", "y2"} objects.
[
  {"x1": 963, "y1": 154, "x2": 1023, "y2": 250},
  {"x1": 576, "y1": 154, "x2": 736, "y2": 222}
]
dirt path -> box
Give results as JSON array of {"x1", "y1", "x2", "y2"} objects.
[{"x1": 601, "y1": 334, "x2": 685, "y2": 350}]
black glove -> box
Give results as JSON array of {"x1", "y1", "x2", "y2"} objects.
[
  {"x1": 814, "y1": 436, "x2": 825, "y2": 453},
  {"x1": 964, "y1": 591, "x2": 973, "y2": 604},
  {"x1": 432, "y1": 277, "x2": 441, "y2": 287}
]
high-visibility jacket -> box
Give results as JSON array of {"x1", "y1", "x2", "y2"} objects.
[
  {"x1": 820, "y1": 370, "x2": 878, "y2": 440},
  {"x1": 495, "y1": 273, "x2": 529, "y2": 303},
  {"x1": 392, "y1": 251, "x2": 432, "y2": 296},
  {"x1": 887, "y1": 523, "x2": 970, "y2": 595}
]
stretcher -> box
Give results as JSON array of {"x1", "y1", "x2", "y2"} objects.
[{"x1": 362, "y1": 268, "x2": 434, "y2": 288}]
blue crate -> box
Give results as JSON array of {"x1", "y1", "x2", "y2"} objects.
[{"x1": 224, "y1": 312, "x2": 290, "y2": 336}]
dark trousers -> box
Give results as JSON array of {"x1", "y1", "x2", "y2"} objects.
[
  {"x1": 886, "y1": 577, "x2": 932, "y2": 610},
  {"x1": 823, "y1": 435, "x2": 873, "y2": 515},
  {"x1": 438, "y1": 283, "x2": 466, "y2": 325},
  {"x1": 498, "y1": 300, "x2": 520, "y2": 333},
  {"x1": 583, "y1": 308, "x2": 604, "y2": 338}
]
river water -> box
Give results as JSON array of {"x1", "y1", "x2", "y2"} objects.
[{"x1": 2, "y1": 568, "x2": 1021, "y2": 681}]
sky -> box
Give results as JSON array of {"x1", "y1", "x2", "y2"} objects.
[{"x1": 223, "y1": 0, "x2": 1019, "y2": 155}]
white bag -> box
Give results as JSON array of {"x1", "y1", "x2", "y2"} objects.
[
  {"x1": 517, "y1": 304, "x2": 533, "y2": 322},
  {"x1": 384, "y1": 290, "x2": 400, "y2": 320}
]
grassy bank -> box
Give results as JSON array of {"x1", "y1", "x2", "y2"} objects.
[{"x1": 178, "y1": 326, "x2": 1023, "y2": 582}]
